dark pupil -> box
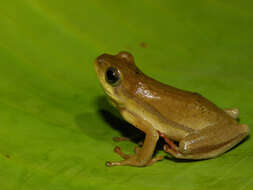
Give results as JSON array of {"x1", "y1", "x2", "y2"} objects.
[{"x1": 106, "y1": 68, "x2": 120, "y2": 85}]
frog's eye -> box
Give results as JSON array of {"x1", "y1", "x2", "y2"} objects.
[{"x1": 105, "y1": 67, "x2": 121, "y2": 86}]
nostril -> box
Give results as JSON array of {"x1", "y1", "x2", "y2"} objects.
[
  {"x1": 97, "y1": 54, "x2": 108, "y2": 65},
  {"x1": 97, "y1": 57, "x2": 103, "y2": 65}
]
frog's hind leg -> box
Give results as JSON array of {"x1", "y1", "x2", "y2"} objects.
[
  {"x1": 158, "y1": 131, "x2": 180, "y2": 153},
  {"x1": 224, "y1": 108, "x2": 240, "y2": 119},
  {"x1": 164, "y1": 124, "x2": 249, "y2": 159}
]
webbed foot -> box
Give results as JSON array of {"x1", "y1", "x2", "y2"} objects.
[{"x1": 106, "y1": 146, "x2": 164, "y2": 167}]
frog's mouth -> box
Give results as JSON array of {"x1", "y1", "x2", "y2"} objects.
[{"x1": 103, "y1": 89, "x2": 113, "y2": 98}]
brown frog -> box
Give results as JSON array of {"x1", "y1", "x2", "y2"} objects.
[{"x1": 94, "y1": 51, "x2": 250, "y2": 167}]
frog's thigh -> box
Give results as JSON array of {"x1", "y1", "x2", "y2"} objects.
[
  {"x1": 177, "y1": 123, "x2": 249, "y2": 159},
  {"x1": 224, "y1": 108, "x2": 240, "y2": 119}
]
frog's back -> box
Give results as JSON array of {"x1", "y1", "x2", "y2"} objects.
[{"x1": 133, "y1": 74, "x2": 236, "y2": 130}]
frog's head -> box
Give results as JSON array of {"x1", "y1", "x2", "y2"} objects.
[{"x1": 94, "y1": 52, "x2": 141, "y2": 107}]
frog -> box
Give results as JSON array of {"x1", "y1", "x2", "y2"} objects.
[{"x1": 94, "y1": 51, "x2": 250, "y2": 167}]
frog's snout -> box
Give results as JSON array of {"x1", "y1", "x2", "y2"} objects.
[
  {"x1": 96, "y1": 54, "x2": 105, "y2": 65},
  {"x1": 96, "y1": 53, "x2": 112, "y2": 65}
]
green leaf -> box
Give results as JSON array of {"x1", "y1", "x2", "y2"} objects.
[{"x1": 0, "y1": 0, "x2": 252, "y2": 189}]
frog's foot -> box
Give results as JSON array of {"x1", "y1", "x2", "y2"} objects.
[
  {"x1": 224, "y1": 108, "x2": 240, "y2": 119},
  {"x1": 114, "y1": 145, "x2": 150, "y2": 159},
  {"x1": 113, "y1": 146, "x2": 131, "y2": 159},
  {"x1": 164, "y1": 144, "x2": 183, "y2": 158},
  {"x1": 106, "y1": 155, "x2": 164, "y2": 167},
  {"x1": 106, "y1": 146, "x2": 139, "y2": 166},
  {"x1": 146, "y1": 155, "x2": 165, "y2": 166},
  {"x1": 106, "y1": 146, "x2": 164, "y2": 167},
  {"x1": 159, "y1": 131, "x2": 183, "y2": 158},
  {"x1": 106, "y1": 156, "x2": 139, "y2": 167},
  {"x1": 132, "y1": 146, "x2": 165, "y2": 166},
  {"x1": 106, "y1": 153, "x2": 146, "y2": 167},
  {"x1": 158, "y1": 131, "x2": 179, "y2": 153}
]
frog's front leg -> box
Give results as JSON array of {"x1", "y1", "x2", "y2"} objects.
[
  {"x1": 106, "y1": 110, "x2": 162, "y2": 167},
  {"x1": 106, "y1": 126, "x2": 160, "y2": 167}
]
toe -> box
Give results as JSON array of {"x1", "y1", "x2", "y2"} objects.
[{"x1": 114, "y1": 146, "x2": 130, "y2": 159}]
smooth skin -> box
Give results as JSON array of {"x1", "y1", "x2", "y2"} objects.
[{"x1": 94, "y1": 52, "x2": 250, "y2": 167}]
